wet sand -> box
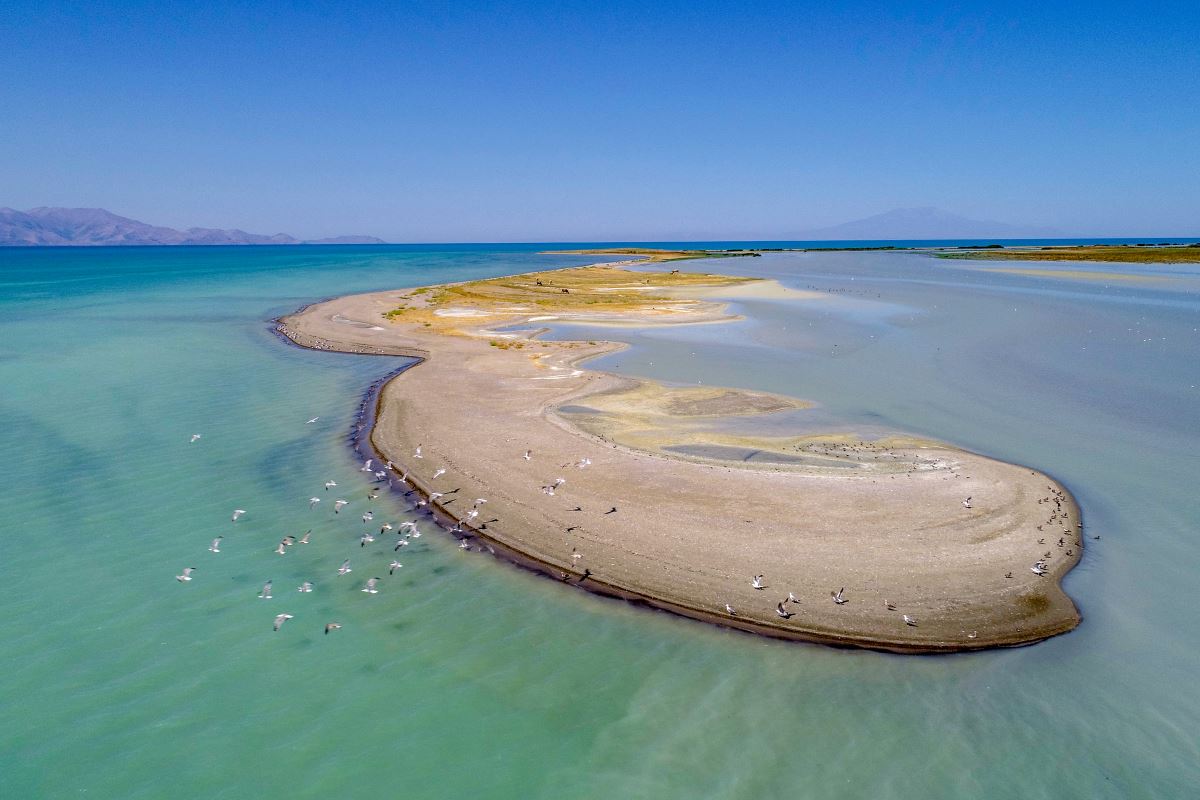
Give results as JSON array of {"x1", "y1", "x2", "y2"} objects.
[{"x1": 278, "y1": 265, "x2": 1083, "y2": 653}]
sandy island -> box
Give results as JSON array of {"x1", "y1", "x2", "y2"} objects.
[{"x1": 278, "y1": 260, "x2": 1083, "y2": 653}]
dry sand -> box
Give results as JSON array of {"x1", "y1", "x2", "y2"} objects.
[{"x1": 278, "y1": 265, "x2": 1082, "y2": 653}]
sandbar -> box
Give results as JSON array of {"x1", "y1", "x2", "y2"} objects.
[{"x1": 278, "y1": 263, "x2": 1083, "y2": 653}]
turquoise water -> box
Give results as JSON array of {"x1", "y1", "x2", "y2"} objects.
[{"x1": 2, "y1": 246, "x2": 1198, "y2": 798}]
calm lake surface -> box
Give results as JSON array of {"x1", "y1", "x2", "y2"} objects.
[{"x1": 1, "y1": 245, "x2": 1197, "y2": 798}]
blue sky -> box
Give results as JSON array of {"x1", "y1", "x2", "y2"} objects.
[{"x1": 2, "y1": 1, "x2": 1197, "y2": 240}]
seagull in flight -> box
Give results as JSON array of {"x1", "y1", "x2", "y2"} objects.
[
  {"x1": 522, "y1": 450, "x2": 532, "y2": 461},
  {"x1": 259, "y1": 580, "x2": 273, "y2": 599},
  {"x1": 209, "y1": 537, "x2": 223, "y2": 553},
  {"x1": 359, "y1": 532, "x2": 375, "y2": 547},
  {"x1": 962, "y1": 496, "x2": 972, "y2": 509},
  {"x1": 413, "y1": 446, "x2": 423, "y2": 459},
  {"x1": 388, "y1": 560, "x2": 403, "y2": 575},
  {"x1": 362, "y1": 577, "x2": 380, "y2": 594},
  {"x1": 231, "y1": 509, "x2": 246, "y2": 522},
  {"x1": 176, "y1": 567, "x2": 196, "y2": 582},
  {"x1": 324, "y1": 480, "x2": 337, "y2": 491},
  {"x1": 273, "y1": 613, "x2": 293, "y2": 632},
  {"x1": 274, "y1": 541, "x2": 288, "y2": 555},
  {"x1": 306, "y1": 416, "x2": 320, "y2": 424},
  {"x1": 337, "y1": 559, "x2": 352, "y2": 575},
  {"x1": 831, "y1": 587, "x2": 847, "y2": 604},
  {"x1": 776, "y1": 602, "x2": 792, "y2": 619},
  {"x1": 309, "y1": 497, "x2": 321, "y2": 509},
  {"x1": 360, "y1": 458, "x2": 374, "y2": 472},
  {"x1": 298, "y1": 581, "x2": 313, "y2": 593},
  {"x1": 324, "y1": 622, "x2": 342, "y2": 635},
  {"x1": 362, "y1": 510, "x2": 374, "y2": 523},
  {"x1": 334, "y1": 499, "x2": 349, "y2": 513},
  {"x1": 787, "y1": 592, "x2": 800, "y2": 604},
  {"x1": 298, "y1": 530, "x2": 311, "y2": 544},
  {"x1": 751, "y1": 575, "x2": 765, "y2": 590},
  {"x1": 432, "y1": 468, "x2": 446, "y2": 479},
  {"x1": 189, "y1": 434, "x2": 202, "y2": 443}
]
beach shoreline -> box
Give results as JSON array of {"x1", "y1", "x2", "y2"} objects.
[{"x1": 277, "y1": 261, "x2": 1083, "y2": 653}]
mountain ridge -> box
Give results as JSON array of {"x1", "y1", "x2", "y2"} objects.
[
  {"x1": 799, "y1": 207, "x2": 1061, "y2": 240},
  {"x1": 0, "y1": 207, "x2": 386, "y2": 246}
]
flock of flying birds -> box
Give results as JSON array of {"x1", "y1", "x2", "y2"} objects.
[{"x1": 176, "y1": 416, "x2": 456, "y2": 636}]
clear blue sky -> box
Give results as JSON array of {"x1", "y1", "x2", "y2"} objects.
[{"x1": 2, "y1": 1, "x2": 1197, "y2": 240}]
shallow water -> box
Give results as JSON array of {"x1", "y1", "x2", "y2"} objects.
[{"x1": 1, "y1": 245, "x2": 1198, "y2": 798}]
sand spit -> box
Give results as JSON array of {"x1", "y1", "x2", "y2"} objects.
[{"x1": 278, "y1": 265, "x2": 1082, "y2": 653}]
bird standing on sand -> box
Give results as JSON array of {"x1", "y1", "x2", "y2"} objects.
[
  {"x1": 176, "y1": 567, "x2": 196, "y2": 582},
  {"x1": 190, "y1": 434, "x2": 202, "y2": 443},
  {"x1": 273, "y1": 613, "x2": 293, "y2": 632},
  {"x1": 231, "y1": 509, "x2": 245, "y2": 522},
  {"x1": 831, "y1": 587, "x2": 847, "y2": 604},
  {"x1": 725, "y1": 604, "x2": 736, "y2": 616},
  {"x1": 903, "y1": 615, "x2": 918, "y2": 627},
  {"x1": 298, "y1": 581, "x2": 313, "y2": 593},
  {"x1": 523, "y1": 450, "x2": 532, "y2": 461},
  {"x1": 209, "y1": 537, "x2": 222, "y2": 553},
  {"x1": 259, "y1": 581, "x2": 273, "y2": 599},
  {"x1": 362, "y1": 577, "x2": 380, "y2": 594},
  {"x1": 324, "y1": 622, "x2": 342, "y2": 635},
  {"x1": 413, "y1": 446, "x2": 423, "y2": 459},
  {"x1": 884, "y1": 600, "x2": 896, "y2": 611},
  {"x1": 337, "y1": 559, "x2": 352, "y2": 575},
  {"x1": 751, "y1": 575, "x2": 765, "y2": 590},
  {"x1": 962, "y1": 497, "x2": 972, "y2": 509}
]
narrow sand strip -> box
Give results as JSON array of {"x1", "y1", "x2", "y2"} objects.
[{"x1": 278, "y1": 265, "x2": 1082, "y2": 653}]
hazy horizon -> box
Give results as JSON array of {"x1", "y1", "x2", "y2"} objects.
[{"x1": 3, "y1": 2, "x2": 1197, "y2": 240}]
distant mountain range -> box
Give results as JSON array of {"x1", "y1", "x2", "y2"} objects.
[
  {"x1": 800, "y1": 207, "x2": 1061, "y2": 240},
  {"x1": 0, "y1": 207, "x2": 387, "y2": 246}
]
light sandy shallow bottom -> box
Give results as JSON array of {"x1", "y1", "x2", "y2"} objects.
[{"x1": 278, "y1": 279, "x2": 1082, "y2": 653}]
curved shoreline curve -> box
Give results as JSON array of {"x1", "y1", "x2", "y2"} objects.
[{"x1": 277, "y1": 263, "x2": 1083, "y2": 653}]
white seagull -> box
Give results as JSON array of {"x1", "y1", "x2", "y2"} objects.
[
  {"x1": 724, "y1": 603, "x2": 736, "y2": 616},
  {"x1": 306, "y1": 416, "x2": 320, "y2": 424},
  {"x1": 176, "y1": 567, "x2": 196, "y2": 582},
  {"x1": 189, "y1": 434, "x2": 202, "y2": 443},
  {"x1": 333, "y1": 499, "x2": 349, "y2": 513},
  {"x1": 324, "y1": 480, "x2": 337, "y2": 491},
  {"x1": 903, "y1": 614, "x2": 918, "y2": 627},
  {"x1": 459, "y1": 539, "x2": 471, "y2": 550},
  {"x1": 273, "y1": 613, "x2": 293, "y2": 632},
  {"x1": 362, "y1": 577, "x2": 380, "y2": 594},
  {"x1": 337, "y1": 559, "x2": 352, "y2": 575},
  {"x1": 360, "y1": 458, "x2": 374, "y2": 472},
  {"x1": 751, "y1": 575, "x2": 765, "y2": 590},
  {"x1": 522, "y1": 450, "x2": 532, "y2": 461},
  {"x1": 231, "y1": 509, "x2": 246, "y2": 522},
  {"x1": 209, "y1": 537, "x2": 222, "y2": 553},
  {"x1": 309, "y1": 497, "x2": 321, "y2": 509},
  {"x1": 259, "y1": 580, "x2": 273, "y2": 599},
  {"x1": 388, "y1": 560, "x2": 403, "y2": 575},
  {"x1": 831, "y1": 587, "x2": 847, "y2": 604},
  {"x1": 432, "y1": 468, "x2": 446, "y2": 479},
  {"x1": 324, "y1": 622, "x2": 342, "y2": 635},
  {"x1": 298, "y1": 530, "x2": 311, "y2": 544},
  {"x1": 298, "y1": 581, "x2": 313, "y2": 593},
  {"x1": 413, "y1": 446, "x2": 423, "y2": 459},
  {"x1": 962, "y1": 496, "x2": 972, "y2": 509},
  {"x1": 362, "y1": 511, "x2": 374, "y2": 523}
]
